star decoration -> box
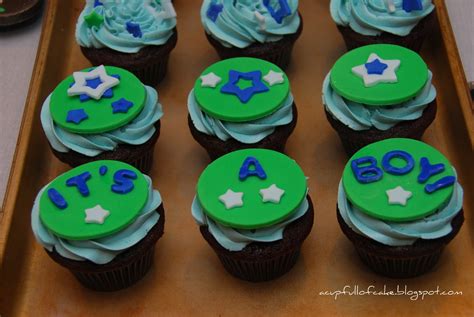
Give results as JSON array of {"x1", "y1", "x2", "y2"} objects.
[
  {"x1": 68, "y1": 65, "x2": 120, "y2": 100},
  {"x1": 126, "y1": 21, "x2": 143, "y2": 38},
  {"x1": 200, "y1": 72, "x2": 222, "y2": 88},
  {"x1": 219, "y1": 189, "x2": 244, "y2": 210},
  {"x1": 263, "y1": 70, "x2": 285, "y2": 86},
  {"x1": 260, "y1": 184, "x2": 285, "y2": 204},
  {"x1": 365, "y1": 59, "x2": 388, "y2": 75},
  {"x1": 66, "y1": 109, "x2": 89, "y2": 124},
  {"x1": 72, "y1": 74, "x2": 120, "y2": 102},
  {"x1": 84, "y1": 10, "x2": 104, "y2": 28},
  {"x1": 352, "y1": 53, "x2": 401, "y2": 87},
  {"x1": 255, "y1": 11, "x2": 266, "y2": 31},
  {"x1": 386, "y1": 186, "x2": 413, "y2": 206},
  {"x1": 111, "y1": 98, "x2": 134, "y2": 114},
  {"x1": 207, "y1": 2, "x2": 223, "y2": 22},
  {"x1": 402, "y1": 0, "x2": 423, "y2": 12},
  {"x1": 220, "y1": 70, "x2": 269, "y2": 103},
  {"x1": 84, "y1": 204, "x2": 110, "y2": 224},
  {"x1": 263, "y1": 0, "x2": 291, "y2": 24},
  {"x1": 94, "y1": 0, "x2": 103, "y2": 7}
]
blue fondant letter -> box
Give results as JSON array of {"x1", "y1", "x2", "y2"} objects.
[
  {"x1": 66, "y1": 172, "x2": 91, "y2": 197},
  {"x1": 112, "y1": 169, "x2": 137, "y2": 194},
  {"x1": 239, "y1": 157, "x2": 267, "y2": 181},
  {"x1": 382, "y1": 150, "x2": 414, "y2": 175},
  {"x1": 351, "y1": 156, "x2": 383, "y2": 184},
  {"x1": 418, "y1": 157, "x2": 445, "y2": 184}
]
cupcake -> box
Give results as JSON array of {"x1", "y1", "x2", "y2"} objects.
[
  {"x1": 76, "y1": 0, "x2": 178, "y2": 86},
  {"x1": 322, "y1": 44, "x2": 436, "y2": 156},
  {"x1": 330, "y1": 0, "x2": 435, "y2": 52},
  {"x1": 337, "y1": 138, "x2": 464, "y2": 278},
  {"x1": 192, "y1": 149, "x2": 314, "y2": 282},
  {"x1": 31, "y1": 160, "x2": 165, "y2": 291},
  {"x1": 188, "y1": 57, "x2": 297, "y2": 160},
  {"x1": 0, "y1": 0, "x2": 44, "y2": 29},
  {"x1": 201, "y1": 0, "x2": 302, "y2": 69},
  {"x1": 41, "y1": 65, "x2": 163, "y2": 173}
]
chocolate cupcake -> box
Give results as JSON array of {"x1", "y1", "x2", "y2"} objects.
[
  {"x1": 76, "y1": 0, "x2": 177, "y2": 86},
  {"x1": 330, "y1": 0, "x2": 435, "y2": 52},
  {"x1": 0, "y1": 0, "x2": 43, "y2": 29},
  {"x1": 31, "y1": 160, "x2": 165, "y2": 291},
  {"x1": 188, "y1": 57, "x2": 297, "y2": 160},
  {"x1": 201, "y1": 0, "x2": 302, "y2": 69},
  {"x1": 41, "y1": 65, "x2": 163, "y2": 173},
  {"x1": 322, "y1": 44, "x2": 436, "y2": 156},
  {"x1": 337, "y1": 138, "x2": 464, "y2": 278},
  {"x1": 192, "y1": 149, "x2": 313, "y2": 282}
]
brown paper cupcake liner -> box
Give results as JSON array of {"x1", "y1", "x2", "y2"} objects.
[
  {"x1": 325, "y1": 100, "x2": 437, "y2": 156},
  {"x1": 205, "y1": 14, "x2": 303, "y2": 70},
  {"x1": 188, "y1": 104, "x2": 298, "y2": 160},
  {"x1": 47, "y1": 206, "x2": 165, "y2": 291},
  {"x1": 336, "y1": 12, "x2": 435, "y2": 52},
  {"x1": 80, "y1": 29, "x2": 178, "y2": 86},
  {"x1": 51, "y1": 122, "x2": 161, "y2": 173},
  {"x1": 199, "y1": 196, "x2": 314, "y2": 282},
  {"x1": 337, "y1": 206, "x2": 464, "y2": 278}
]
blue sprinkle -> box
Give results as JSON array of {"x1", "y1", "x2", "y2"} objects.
[
  {"x1": 207, "y1": 2, "x2": 223, "y2": 22},
  {"x1": 99, "y1": 166, "x2": 108, "y2": 176},
  {"x1": 365, "y1": 59, "x2": 388, "y2": 75},
  {"x1": 66, "y1": 109, "x2": 88, "y2": 124},
  {"x1": 126, "y1": 21, "x2": 142, "y2": 38},
  {"x1": 425, "y1": 176, "x2": 456, "y2": 194},
  {"x1": 47, "y1": 188, "x2": 68, "y2": 210},
  {"x1": 239, "y1": 157, "x2": 267, "y2": 181},
  {"x1": 263, "y1": 0, "x2": 291, "y2": 24},
  {"x1": 94, "y1": 0, "x2": 103, "y2": 7},
  {"x1": 403, "y1": 0, "x2": 423, "y2": 12}
]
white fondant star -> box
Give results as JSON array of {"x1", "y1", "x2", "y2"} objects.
[
  {"x1": 260, "y1": 184, "x2": 285, "y2": 204},
  {"x1": 263, "y1": 70, "x2": 285, "y2": 86},
  {"x1": 67, "y1": 65, "x2": 120, "y2": 100},
  {"x1": 352, "y1": 53, "x2": 401, "y2": 87},
  {"x1": 386, "y1": 186, "x2": 413, "y2": 206},
  {"x1": 219, "y1": 189, "x2": 244, "y2": 209},
  {"x1": 84, "y1": 204, "x2": 110, "y2": 224},
  {"x1": 255, "y1": 11, "x2": 266, "y2": 31},
  {"x1": 384, "y1": 0, "x2": 396, "y2": 13},
  {"x1": 200, "y1": 72, "x2": 222, "y2": 88}
]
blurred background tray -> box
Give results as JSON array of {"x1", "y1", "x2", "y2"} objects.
[{"x1": 0, "y1": 0, "x2": 472, "y2": 315}]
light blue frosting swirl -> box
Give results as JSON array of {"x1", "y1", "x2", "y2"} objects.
[
  {"x1": 330, "y1": 0, "x2": 434, "y2": 36},
  {"x1": 41, "y1": 86, "x2": 163, "y2": 157},
  {"x1": 337, "y1": 175, "x2": 463, "y2": 246},
  {"x1": 76, "y1": 0, "x2": 177, "y2": 53},
  {"x1": 188, "y1": 89, "x2": 294, "y2": 144},
  {"x1": 322, "y1": 71, "x2": 436, "y2": 131},
  {"x1": 201, "y1": 0, "x2": 301, "y2": 48},
  {"x1": 31, "y1": 175, "x2": 162, "y2": 264},
  {"x1": 192, "y1": 196, "x2": 309, "y2": 251}
]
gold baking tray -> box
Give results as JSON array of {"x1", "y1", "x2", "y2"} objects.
[{"x1": 1, "y1": 0, "x2": 473, "y2": 315}]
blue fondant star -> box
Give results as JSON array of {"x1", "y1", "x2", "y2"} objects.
[
  {"x1": 207, "y1": 2, "x2": 223, "y2": 22},
  {"x1": 220, "y1": 70, "x2": 269, "y2": 103},
  {"x1": 263, "y1": 0, "x2": 291, "y2": 24},
  {"x1": 70, "y1": 74, "x2": 120, "y2": 102},
  {"x1": 365, "y1": 58, "x2": 388, "y2": 75},
  {"x1": 111, "y1": 98, "x2": 134, "y2": 113},
  {"x1": 94, "y1": 0, "x2": 103, "y2": 7},
  {"x1": 126, "y1": 21, "x2": 142, "y2": 38},
  {"x1": 402, "y1": 0, "x2": 423, "y2": 12},
  {"x1": 66, "y1": 109, "x2": 88, "y2": 124},
  {"x1": 86, "y1": 77, "x2": 102, "y2": 89}
]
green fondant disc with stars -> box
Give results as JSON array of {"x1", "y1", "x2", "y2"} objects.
[
  {"x1": 39, "y1": 160, "x2": 149, "y2": 240},
  {"x1": 197, "y1": 149, "x2": 307, "y2": 230},
  {"x1": 330, "y1": 44, "x2": 428, "y2": 106},
  {"x1": 194, "y1": 57, "x2": 290, "y2": 122},
  {"x1": 50, "y1": 66, "x2": 146, "y2": 134},
  {"x1": 342, "y1": 139, "x2": 455, "y2": 222}
]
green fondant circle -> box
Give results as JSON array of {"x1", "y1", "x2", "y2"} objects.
[
  {"x1": 50, "y1": 66, "x2": 146, "y2": 134},
  {"x1": 330, "y1": 44, "x2": 428, "y2": 106},
  {"x1": 194, "y1": 57, "x2": 290, "y2": 122},
  {"x1": 197, "y1": 149, "x2": 307, "y2": 230},
  {"x1": 342, "y1": 139, "x2": 455, "y2": 222},
  {"x1": 39, "y1": 160, "x2": 149, "y2": 240}
]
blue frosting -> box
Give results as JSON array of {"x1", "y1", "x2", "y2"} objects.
[
  {"x1": 76, "y1": 0, "x2": 177, "y2": 53},
  {"x1": 201, "y1": 0, "x2": 301, "y2": 48},
  {"x1": 31, "y1": 175, "x2": 162, "y2": 264},
  {"x1": 188, "y1": 89, "x2": 294, "y2": 144},
  {"x1": 192, "y1": 195, "x2": 309, "y2": 251},
  {"x1": 330, "y1": 0, "x2": 434, "y2": 36},
  {"x1": 337, "y1": 174, "x2": 463, "y2": 246},
  {"x1": 322, "y1": 71, "x2": 436, "y2": 131},
  {"x1": 41, "y1": 86, "x2": 163, "y2": 157}
]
